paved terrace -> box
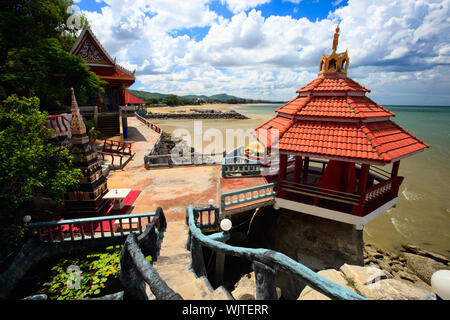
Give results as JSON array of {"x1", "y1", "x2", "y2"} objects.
[{"x1": 104, "y1": 117, "x2": 269, "y2": 222}]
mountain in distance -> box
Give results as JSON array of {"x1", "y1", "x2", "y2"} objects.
[{"x1": 127, "y1": 89, "x2": 283, "y2": 104}]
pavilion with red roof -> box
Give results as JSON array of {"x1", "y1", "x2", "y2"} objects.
[
  {"x1": 70, "y1": 27, "x2": 137, "y2": 136},
  {"x1": 124, "y1": 92, "x2": 146, "y2": 106},
  {"x1": 253, "y1": 26, "x2": 429, "y2": 228}
]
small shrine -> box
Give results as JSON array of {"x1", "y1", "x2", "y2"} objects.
[
  {"x1": 254, "y1": 26, "x2": 429, "y2": 230},
  {"x1": 70, "y1": 27, "x2": 136, "y2": 111},
  {"x1": 63, "y1": 88, "x2": 109, "y2": 216}
]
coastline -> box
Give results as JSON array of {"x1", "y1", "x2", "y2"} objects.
[{"x1": 146, "y1": 102, "x2": 276, "y2": 114}]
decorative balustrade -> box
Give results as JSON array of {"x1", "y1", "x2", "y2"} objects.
[
  {"x1": 97, "y1": 151, "x2": 126, "y2": 167},
  {"x1": 189, "y1": 206, "x2": 220, "y2": 230},
  {"x1": 221, "y1": 183, "x2": 277, "y2": 213},
  {"x1": 185, "y1": 205, "x2": 367, "y2": 300},
  {"x1": 46, "y1": 115, "x2": 71, "y2": 137},
  {"x1": 103, "y1": 139, "x2": 133, "y2": 156},
  {"x1": 363, "y1": 176, "x2": 403, "y2": 203},
  {"x1": 28, "y1": 212, "x2": 157, "y2": 243},
  {"x1": 222, "y1": 156, "x2": 263, "y2": 178}
]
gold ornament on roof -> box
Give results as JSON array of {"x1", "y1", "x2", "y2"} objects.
[{"x1": 319, "y1": 25, "x2": 349, "y2": 75}]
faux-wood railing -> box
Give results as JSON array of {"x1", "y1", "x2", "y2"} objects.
[
  {"x1": 120, "y1": 207, "x2": 183, "y2": 300},
  {"x1": 185, "y1": 205, "x2": 367, "y2": 300}
]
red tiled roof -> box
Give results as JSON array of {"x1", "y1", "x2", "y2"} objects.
[
  {"x1": 275, "y1": 120, "x2": 428, "y2": 163},
  {"x1": 296, "y1": 75, "x2": 370, "y2": 93},
  {"x1": 255, "y1": 73, "x2": 428, "y2": 163},
  {"x1": 253, "y1": 115, "x2": 293, "y2": 147},
  {"x1": 276, "y1": 95, "x2": 394, "y2": 119},
  {"x1": 89, "y1": 66, "x2": 135, "y2": 81},
  {"x1": 124, "y1": 92, "x2": 146, "y2": 105}
]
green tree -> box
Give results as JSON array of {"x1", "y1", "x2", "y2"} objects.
[
  {"x1": 163, "y1": 94, "x2": 181, "y2": 107},
  {"x1": 0, "y1": 95, "x2": 82, "y2": 257},
  {"x1": 0, "y1": 0, "x2": 104, "y2": 111}
]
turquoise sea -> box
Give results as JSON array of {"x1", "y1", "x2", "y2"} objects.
[{"x1": 234, "y1": 104, "x2": 450, "y2": 258}]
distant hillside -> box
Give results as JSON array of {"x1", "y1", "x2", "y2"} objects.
[{"x1": 126, "y1": 89, "x2": 283, "y2": 104}]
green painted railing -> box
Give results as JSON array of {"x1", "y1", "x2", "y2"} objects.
[
  {"x1": 186, "y1": 205, "x2": 367, "y2": 300},
  {"x1": 221, "y1": 183, "x2": 277, "y2": 213},
  {"x1": 222, "y1": 156, "x2": 264, "y2": 178}
]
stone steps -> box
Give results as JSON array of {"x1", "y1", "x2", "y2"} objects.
[{"x1": 151, "y1": 220, "x2": 233, "y2": 300}]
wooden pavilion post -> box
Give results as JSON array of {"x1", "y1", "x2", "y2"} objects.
[
  {"x1": 293, "y1": 156, "x2": 302, "y2": 183},
  {"x1": 352, "y1": 163, "x2": 370, "y2": 217},
  {"x1": 278, "y1": 154, "x2": 287, "y2": 198},
  {"x1": 302, "y1": 157, "x2": 310, "y2": 183},
  {"x1": 391, "y1": 161, "x2": 400, "y2": 178},
  {"x1": 358, "y1": 164, "x2": 370, "y2": 195}
]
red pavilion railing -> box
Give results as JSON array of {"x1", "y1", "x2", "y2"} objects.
[
  {"x1": 280, "y1": 175, "x2": 403, "y2": 217},
  {"x1": 46, "y1": 115, "x2": 71, "y2": 137}
]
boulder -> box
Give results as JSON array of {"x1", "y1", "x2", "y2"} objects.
[
  {"x1": 299, "y1": 265, "x2": 436, "y2": 300},
  {"x1": 231, "y1": 273, "x2": 256, "y2": 300},
  {"x1": 231, "y1": 272, "x2": 281, "y2": 300},
  {"x1": 358, "y1": 279, "x2": 435, "y2": 300},
  {"x1": 298, "y1": 269, "x2": 356, "y2": 300},
  {"x1": 402, "y1": 244, "x2": 450, "y2": 265},
  {"x1": 340, "y1": 264, "x2": 393, "y2": 289},
  {"x1": 404, "y1": 252, "x2": 450, "y2": 285}
]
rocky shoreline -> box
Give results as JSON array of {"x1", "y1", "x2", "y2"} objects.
[
  {"x1": 231, "y1": 243, "x2": 450, "y2": 300},
  {"x1": 363, "y1": 243, "x2": 450, "y2": 290}
]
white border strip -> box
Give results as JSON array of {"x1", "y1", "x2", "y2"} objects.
[{"x1": 274, "y1": 197, "x2": 398, "y2": 230}]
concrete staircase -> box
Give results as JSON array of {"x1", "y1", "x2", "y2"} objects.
[
  {"x1": 146, "y1": 220, "x2": 233, "y2": 300},
  {"x1": 98, "y1": 113, "x2": 120, "y2": 137}
]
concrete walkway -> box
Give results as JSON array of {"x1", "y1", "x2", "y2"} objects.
[{"x1": 104, "y1": 117, "x2": 222, "y2": 221}]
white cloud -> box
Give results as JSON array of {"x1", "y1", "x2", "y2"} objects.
[
  {"x1": 78, "y1": 0, "x2": 450, "y2": 105},
  {"x1": 221, "y1": 0, "x2": 271, "y2": 13}
]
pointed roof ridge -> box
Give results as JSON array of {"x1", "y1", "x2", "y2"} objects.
[{"x1": 71, "y1": 26, "x2": 135, "y2": 78}]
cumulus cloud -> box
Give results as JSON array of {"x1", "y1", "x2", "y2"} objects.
[
  {"x1": 78, "y1": 0, "x2": 450, "y2": 104},
  {"x1": 221, "y1": 0, "x2": 271, "y2": 13}
]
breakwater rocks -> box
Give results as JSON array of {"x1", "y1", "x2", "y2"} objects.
[{"x1": 145, "y1": 109, "x2": 249, "y2": 120}]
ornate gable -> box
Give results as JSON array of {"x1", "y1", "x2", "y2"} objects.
[{"x1": 71, "y1": 27, "x2": 114, "y2": 66}]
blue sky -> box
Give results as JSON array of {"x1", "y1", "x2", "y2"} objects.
[{"x1": 74, "y1": 0, "x2": 450, "y2": 105}]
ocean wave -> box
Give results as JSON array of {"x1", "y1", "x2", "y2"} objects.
[
  {"x1": 402, "y1": 188, "x2": 423, "y2": 201},
  {"x1": 391, "y1": 217, "x2": 411, "y2": 241}
]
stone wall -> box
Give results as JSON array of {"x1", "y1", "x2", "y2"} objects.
[{"x1": 247, "y1": 207, "x2": 364, "y2": 299}]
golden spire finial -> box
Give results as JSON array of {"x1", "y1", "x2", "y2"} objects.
[
  {"x1": 318, "y1": 25, "x2": 349, "y2": 75},
  {"x1": 332, "y1": 25, "x2": 340, "y2": 52}
]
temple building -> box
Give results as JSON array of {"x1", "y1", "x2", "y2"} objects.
[
  {"x1": 254, "y1": 26, "x2": 429, "y2": 230},
  {"x1": 63, "y1": 88, "x2": 109, "y2": 216},
  {"x1": 70, "y1": 27, "x2": 136, "y2": 136}
]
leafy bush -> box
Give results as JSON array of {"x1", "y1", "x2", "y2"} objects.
[
  {"x1": 0, "y1": 95, "x2": 82, "y2": 258},
  {"x1": 37, "y1": 246, "x2": 123, "y2": 300}
]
